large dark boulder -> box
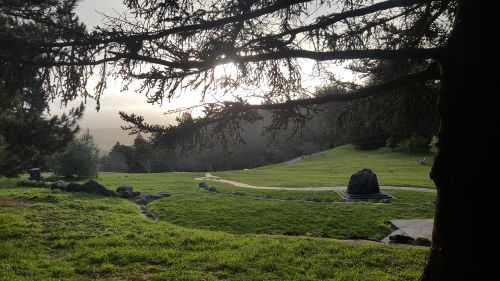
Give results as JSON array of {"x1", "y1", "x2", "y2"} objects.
[
  {"x1": 116, "y1": 185, "x2": 140, "y2": 198},
  {"x1": 389, "y1": 234, "x2": 415, "y2": 244},
  {"x1": 52, "y1": 180, "x2": 69, "y2": 189},
  {"x1": 82, "y1": 180, "x2": 116, "y2": 196},
  {"x1": 64, "y1": 180, "x2": 116, "y2": 197},
  {"x1": 117, "y1": 185, "x2": 133, "y2": 193},
  {"x1": 347, "y1": 168, "x2": 380, "y2": 195},
  {"x1": 135, "y1": 197, "x2": 149, "y2": 206}
]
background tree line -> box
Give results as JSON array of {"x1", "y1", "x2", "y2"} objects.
[{"x1": 100, "y1": 87, "x2": 437, "y2": 173}]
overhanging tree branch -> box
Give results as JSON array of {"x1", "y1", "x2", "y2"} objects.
[
  {"x1": 43, "y1": 0, "x2": 313, "y2": 48},
  {"x1": 120, "y1": 61, "x2": 441, "y2": 137},
  {"x1": 242, "y1": 0, "x2": 427, "y2": 49},
  {"x1": 254, "y1": 61, "x2": 441, "y2": 109}
]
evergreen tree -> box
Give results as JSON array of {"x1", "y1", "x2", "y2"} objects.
[
  {"x1": 0, "y1": 0, "x2": 86, "y2": 176},
  {"x1": 49, "y1": 129, "x2": 99, "y2": 178}
]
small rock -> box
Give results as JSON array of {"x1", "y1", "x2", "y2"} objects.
[
  {"x1": 283, "y1": 230, "x2": 302, "y2": 236},
  {"x1": 117, "y1": 190, "x2": 135, "y2": 198},
  {"x1": 135, "y1": 197, "x2": 149, "y2": 206},
  {"x1": 140, "y1": 205, "x2": 157, "y2": 220},
  {"x1": 207, "y1": 186, "x2": 218, "y2": 192},
  {"x1": 285, "y1": 196, "x2": 294, "y2": 201},
  {"x1": 116, "y1": 185, "x2": 134, "y2": 193},
  {"x1": 157, "y1": 192, "x2": 171, "y2": 197},
  {"x1": 199, "y1": 182, "x2": 207, "y2": 189},
  {"x1": 323, "y1": 198, "x2": 334, "y2": 203},
  {"x1": 52, "y1": 180, "x2": 69, "y2": 189},
  {"x1": 312, "y1": 197, "x2": 322, "y2": 203},
  {"x1": 389, "y1": 234, "x2": 415, "y2": 244},
  {"x1": 311, "y1": 232, "x2": 331, "y2": 238},
  {"x1": 150, "y1": 194, "x2": 162, "y2": 200},
  {"x1": 411, "y1": 238, "x2": 431, "y2": 247},
  {"x1": 302, "y1": 196, "x2": 314, "y2": 202},
  {"x1": 231, "y1": 191, "x2": 246, "y2": 196}
]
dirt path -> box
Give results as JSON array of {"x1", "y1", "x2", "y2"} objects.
[{"x1": 195, "y1": 173, "x2": 436, "y2": 193}]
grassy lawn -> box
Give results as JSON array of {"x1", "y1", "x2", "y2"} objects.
[
  {"x1": 214, "y1": 145, "x2": 435, "y2": 187},
  {"x1": 150, "y1": 181, "x2": 435, "y2": 239},
  {"x1": 40, "y1": 172, "x2": 434, "y2": 240},
  {"x1": 0, "y1": 185, "x2": 429, "y2": 280},
  {"x1": 0, "y1": 145, "x2": 436, "y2": 280}
]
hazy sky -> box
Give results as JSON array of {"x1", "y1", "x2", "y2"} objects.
[
  {"x1": 59, "y1": 0, "x2": 176, "y2": 129},
  {"x1": 63, "y1": 0, "x2": 354, "y2": 129}
]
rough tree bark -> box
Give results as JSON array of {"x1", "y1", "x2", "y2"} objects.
[{"x1": 422, "y1": 1, "x2": 499, "y2": 280}]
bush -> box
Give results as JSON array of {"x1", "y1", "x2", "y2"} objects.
[
  {"x1": 48, "y1": 130, "x2": 99, "y2": 178},
  {"x1": 407, "y1": 134, "x2": 431, "y2": 154},
  {"x1": 429, "y1": 135, "x2": 439, "y2": 155},
  {"x1": 385, "y1": 136, "x2": 398, "y2": 151},
  {"x1": 17, "y1": 180, "x2": 52, "y2": 188}
]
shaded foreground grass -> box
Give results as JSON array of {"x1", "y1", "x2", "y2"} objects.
[
  {"x1": 0, "y1": 185, "x2": 429, "y2": 280},
  {"x1": 215, "y1": 145, "x2": 434, "y2": 187}
]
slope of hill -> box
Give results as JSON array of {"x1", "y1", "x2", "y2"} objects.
[
  {"x1": 0, "y1": 144, "x2": 437, "y2": 280},
  {"x1": 215, "y1": 144, "x2": 435, "y2": 187}
]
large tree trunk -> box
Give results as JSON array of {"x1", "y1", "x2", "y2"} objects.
[{"x1": 421, "y1": 1, "x2": 499, "y2": 280}]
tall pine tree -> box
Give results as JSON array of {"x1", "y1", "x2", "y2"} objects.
[{"x1": 0, "y1": 0, "x2": 86, "y2": 176}]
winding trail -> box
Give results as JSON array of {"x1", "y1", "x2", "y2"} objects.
[{"x1": 195, "y1": 173, "x2": 436, "y2": 193}]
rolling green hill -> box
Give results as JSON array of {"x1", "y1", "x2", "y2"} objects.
[
  {"x1": 215, "y1": 144, "x2": 435, "y2": 188},
  {"x1": 0, "y1": 145, "x2": 436, "y2": 280}
]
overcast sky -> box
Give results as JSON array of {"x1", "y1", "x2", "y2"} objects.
[
  {"x1": 59, "y1": 0, "x2": 175, "y2": 129},
  {"x1": 63, "y1": 0, "x2": 354, "y2": 129}
]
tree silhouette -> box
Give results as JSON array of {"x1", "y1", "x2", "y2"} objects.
[
  {"x1": 0, "y1": 0, "x2": 85, "y2": 176},
  {"x1": 3, "y1": 0, "x2": 498, "y2": 279}
]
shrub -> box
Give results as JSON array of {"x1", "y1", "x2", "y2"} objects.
[
  {"x1": 429, "y1": 135, "x2": 439, "y2": 155},
  {"x1": 407, "y1": 134, "x2": 431, "y2": 154},
  {"x1": 385, "y1": 136, "x2": 398, "y2": 151},
  {"x1": 48, "y1": 130, "x2": 99, "y2": 178},
  {"x1": 17, "y1": 180, "x2": 51, "y2": 188}
]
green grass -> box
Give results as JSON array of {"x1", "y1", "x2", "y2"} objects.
[
  {"x1": 215, "y1": 145, "x2": 435, "y2": 187},
  {"x1": 0, "y1": 185, "x2": 429, "y2": 280},
  {"x1": 94, "y1": 172, "x2": 434, "y2": 240},
  {"x1": 0, "y1": 145, "x2": 436, "y2": 280},
  {"x1": 150, "y1": 181, "x2": 435, "y2": 239}
]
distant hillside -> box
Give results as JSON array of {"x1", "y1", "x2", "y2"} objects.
[
  {"x1": 215, "y1": 144, "x2": 435, "y2": 188},
  {"x1": 79, "y1": 128, "x2": 146, "y2": 153}
]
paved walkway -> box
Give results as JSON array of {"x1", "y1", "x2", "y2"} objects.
[
  {"x1": 195, "y1": 173, "x2": 436, "y2": 193},
  {"x1": 381, "y1": 219, "x2": 434, "y2": 244}
]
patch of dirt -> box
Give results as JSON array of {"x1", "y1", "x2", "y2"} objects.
[{"x1": 0, "y1": 196, "x2": 33, "y2": 208}]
